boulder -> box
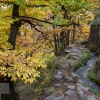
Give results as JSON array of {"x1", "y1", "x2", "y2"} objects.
[{"x1": 94, "y1": 59, "x2": 100, "y2": 84}]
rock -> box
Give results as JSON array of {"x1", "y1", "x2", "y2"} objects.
[
  {"x1": 79, "y1": 47, "x2": 85, "y2": 50},
  {"x1": 71, "y1": 56, "x2": 79, "y2": 60},
  {"x1": 53, "y1": 94, "x2": 64, "y2": 100},
  {"x1": 68, "y1": 85, "x2": 75, "y2": 90},
  {"x1": 65, "y1": 50, "x2": 72, "y2": 53},
  {"x1": 83, "y1": 87, "x2": 89, "y2": 91},
  {"x1": 70, "y1": 53, "x2": 79, "y2": 56},
  {"x1": 61, "y1": 69, "x2": 73, "y2": 82},
  {"x1": 77, "y1": 85, "x2": 84, "y2": 92},
  {"x1": 57, "y1": 70, "x2": 62, "y2": 75},
  {"x1": 78, "y1": 90, "x2": 83, "y2": 95},
  {"x1": 44, "y1": 93, "x2": 56, "y2": 100},
  {"x1": 77, "y1": 85, "x2": 89, "y2": 92},
  {"x1": 65, "y1": 76, "x2": 73, "y2": 82},
  {"x1": 71, "y1": 73, "x2": 79, "y2": 78},
  {"x1": 65, "y1": 90, "x2": 76, "y2": 96},
  {"x1": 87, "y1": 95, "x2": 96, "y2": 100},
  {"x1": 78, "y1": 79, "x2": 84, "y2": 84},
  {"x1": 53, "y1": 83, "x2": 61, "y2": 87},
  {"x1": 66, "y1": 46, "x2": 73, "y2": 49},
  {"x1": 59, "y1": 80, "x2": 63, "y2": 83},
  {"x1": 54, "y1": 74, "x2": 62, "y2": 80},
  {"x1": 63, "y1": 83, "x2": 68, "y2": 86},
  {"x1": 44, "y1": 93, "x2": 64, "y2": 100},
  {"x1": 60, "y1": 64, "x2": 66, "y2": 69},
  {"x1": 64, "y1": 96, "x2": 70, "y2": 100},
  {"x1": 76, "y1": 83, "x2": 82, "y2": 86},
  {"x1": 78, "y1": 91, "x2": 84, "y2": 100}
]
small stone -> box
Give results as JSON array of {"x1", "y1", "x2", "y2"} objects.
[
  {"x1": 54, "y1": 74, "x2": 62, "y2": 80},
  {"x1": 65, "y1": 75, "x2": 73, "y2": 82},
  {"x1": 65, "y1": 90, "x2": 75, "y2": 96},
  {"x1": 53, "y1": 83, "x2": 61, "y2": 87},
  {"x1": 77, "y1": 85, "x2": 84, "y2": 92},
  {"x1": 76, "y1": 83, "x2": 82, "y2": 86},
  {"x1": 71, "y1": 56, "x2": 79, "y2": 60},
  {"x1": 44, "y1": 93, "x2": 56, "y2": 100},
  {"x1": 65, "y1": 50, "x2": 72, "y2": 53},
  {"x1": 83, "y1": 87, "x2": 89, "y2": 91},
  {"x1": 78, "y1": 79, "x2": 83, "y2": 84},
  {"x1": 54, "y1": 94, "x2": 64, "y2": 100},
  {"x1": 68, "y1": 86, "x2": 75, "y2": 90},
  {"x1": 57, "y1": 70, "x2": 62, "y2": 75},
  {"x1": 60, "y1": 65, "x2": 66, "y2": 69},
  {"x1": 78, "y1": 91, "x2": 83, "y2": 95},
  {"x1": 71, "y1": 73, "x2": 79, "y2": 78},
  {"x1": 59, "y1": 80, "x2": 63, "y2": 83},
  {"x1": 87, "y1": 95, "x2": 96, "y2": 100},
  {"x1": 63, "y1": 83, "x2": 67, "y2": 86},
  {"x1": 78, "y1": 91, "x2": 84, "y2": 99}
]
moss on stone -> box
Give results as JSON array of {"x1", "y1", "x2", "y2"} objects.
[
  {"x1": 88, "y1": 58, "x2": 100, "y2": 85},
  {"x1": 88, "y1": 43, "x2": 98, "y2": 52},
  {"x1": 73, "y1": 52, "x2": 91, "y2": 71}
]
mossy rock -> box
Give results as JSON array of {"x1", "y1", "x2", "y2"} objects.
[
  {"x1": 73, "y1": 52, "x2": 91, "y2": 71},
  {"x1": 88, "y1": 43, "x2": 98, "y2": 52},
  {"x1": 95, "y1": 47, "x2": 100, "y2": 55},
  {"x1": 88, "y1": 58, "x2": 100, "y2": 85},
  {"x1": 96, "y1": 79, "x2": 100, "y2": 84},
  {"x1": 88, "y1": 67, "x2": 96, "y2": 82}
]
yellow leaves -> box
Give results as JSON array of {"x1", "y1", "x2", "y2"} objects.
[
  {"x1": 0, "y1": 66, "x2": 6, "y2": 71},
  {"x1": 8, "y1": 73, "x2": 11, "y2": 77},
  {"x1": 0, "y1": 47, "x2": 54, "y2": 83},
  {"x1": 88, "y1": 12, "x2": 94, "y2": 21},
  {"x1": 0, "y1": 66, "x2": 7, "y2": 77},
  {"x1": 0, "y1": 33, "x2": 12, "y2": 50},
  {"x1": 82, "y1": 24, "x2": 90, "y2": 33}
]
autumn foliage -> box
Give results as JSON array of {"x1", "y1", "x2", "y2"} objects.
[{"x1": 0, "y1": 0, "x2": 96, "y2": 84}]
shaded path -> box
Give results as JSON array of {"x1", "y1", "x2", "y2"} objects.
[{"x1": 41, "y1": 46, "x2": 98, "y2": 100}]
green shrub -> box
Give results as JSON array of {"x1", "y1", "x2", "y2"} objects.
[
  {"x1": 87, "y1": 68, "x2": 96, "y2": 82},
  {"x1": 92, "y1": 89, "x2": 99, "y2": 95},
  {"x1": 65, "y1": 53, "x2": 71, "y2": 59},
  {"x1": 73, "y1": 52, "x2": 91, "y2": 71}
]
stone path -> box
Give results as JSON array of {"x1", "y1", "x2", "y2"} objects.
[
  {"x1": 39, "y1": 46, "x2": 97, "y2": 100},
  {"x1": 76, "y1": 55, "x2": 100, "y2": 94}
]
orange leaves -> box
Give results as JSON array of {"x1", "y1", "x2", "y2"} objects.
[
  {"x1": 82, "y1": 24, "x2": 90, "y2": 33},
  {"x1": 16, "y1": 36, "x2": 33, "y2": 47}
]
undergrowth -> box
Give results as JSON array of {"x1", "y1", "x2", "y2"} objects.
[
  {"x1": 14, "y1": 55, "x2": 68, "y2": 100},
  {"x1": 73, "y1": 52, "x2": 91, "y2": 71},
  {"x1": 87, "y1": 66, "x2": 96, "y2": 82}
]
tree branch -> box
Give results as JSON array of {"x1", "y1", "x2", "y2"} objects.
[{"x1": 19, "y1": 16, "x2": 80, "y2": 26}]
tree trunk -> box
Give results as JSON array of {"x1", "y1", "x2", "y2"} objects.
[
  {"x1": 9, "y1": 22, "x2": 19, "y2": 50},
  {"x1": 71, "y1": 25, "x2": 75, "y2": 44},
  {"x1": 8, "y1": 4, "x2": 20, "y2": 50},
  {"x1": 54, "y1": 34, "x2": 58, "y2": 56},
  {"x1": 66, "y1": 30, "x2": 70, "y2": 46}
]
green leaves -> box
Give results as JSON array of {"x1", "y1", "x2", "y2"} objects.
[
  {"x1": 14, "y1": 0, "x2": 24, "y2": 5},
  {"x1": 52, "y1": 17, "x2": 68, "y2": 25}
]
